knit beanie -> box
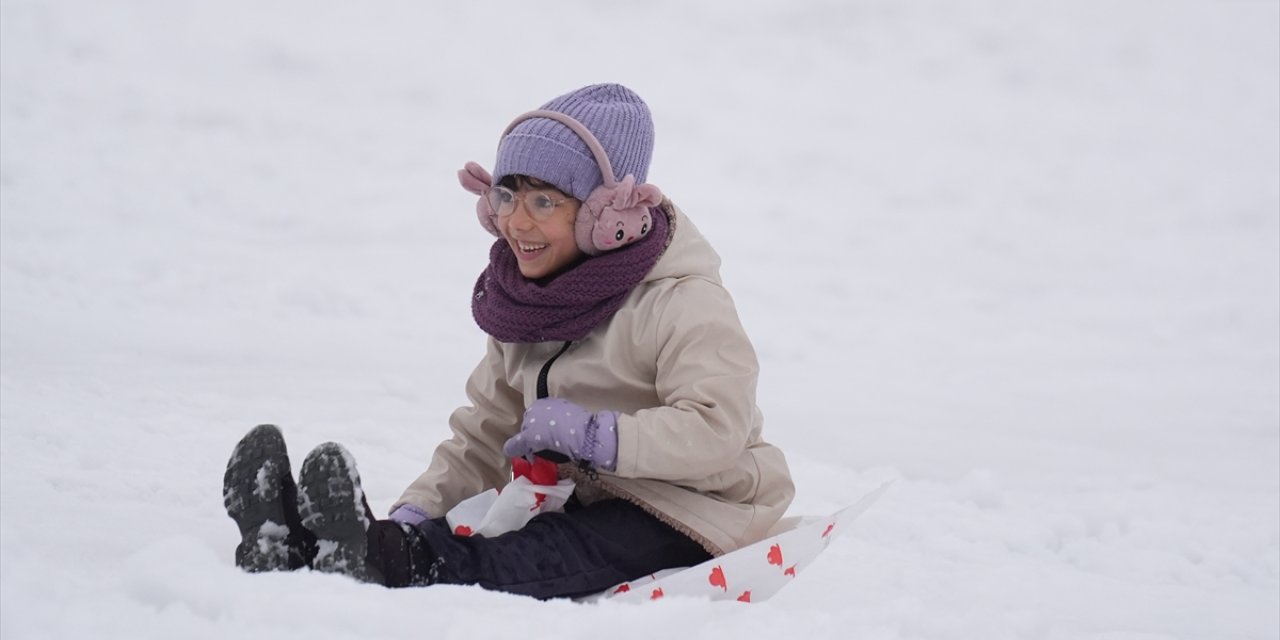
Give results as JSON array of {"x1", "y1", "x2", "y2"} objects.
[{"x1": 493, "y1": 83, "x2": 654, "y2": 202}]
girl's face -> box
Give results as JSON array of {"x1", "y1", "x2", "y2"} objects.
[{"x1": 495, "y1": 180, "x2": 584, "y2": 280}]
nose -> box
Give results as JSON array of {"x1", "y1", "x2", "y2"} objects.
[{"x1": 506, "y1": 198, "x2": 536, "y2": 231}]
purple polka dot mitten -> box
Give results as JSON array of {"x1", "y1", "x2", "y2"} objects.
[
  {"x1": 388, "y1": 504, "x2": 430, "y2": 527},
  {"x1": 502, "y1": 397, "x2": 619, "y2": 472}
]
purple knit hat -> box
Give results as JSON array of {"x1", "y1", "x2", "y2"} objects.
[{"x1": 493, "y1": 83, "x2": 654, "y2": 202}]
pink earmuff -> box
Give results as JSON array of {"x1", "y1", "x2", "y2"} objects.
[
  {"x1": 456, "y1": 109, "x2": 663, "y2": 256},
  {"x1": 458, "y1": 161, "x2": 499, "y2": 237},
  {"x1": 578, "y1": 174, "x2": 663, "y2": 254}
]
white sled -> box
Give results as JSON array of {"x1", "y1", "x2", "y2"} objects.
[
  {"x1": 446, "y1": 462, "x2": 891, "y2": 604},
  {"x1": 589, "y1": 482, "x2": 892, "y2": 604}
]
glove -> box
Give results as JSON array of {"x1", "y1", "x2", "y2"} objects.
[
  {"x1": 502, "y1": 397, "x2": 619, "y2": 472},
  {"x1": 389, "y1": 504, "x2": 430, "y2": 527}
]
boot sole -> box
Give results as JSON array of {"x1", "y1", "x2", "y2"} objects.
[
  {"x1": 223, "y1": 424, "x2": 295, "y2": 572},
  {"x1": 297, "y1": 442, "x2": 371, "y2": 581}
]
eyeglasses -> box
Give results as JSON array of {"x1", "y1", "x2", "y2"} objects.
[{"x1": 486, "y1": 186, "x2": 570, "y2": 221}]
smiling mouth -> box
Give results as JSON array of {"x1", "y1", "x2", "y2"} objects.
[{"x1": 514, "y1": 240, "x2": 548, "y2": 259}]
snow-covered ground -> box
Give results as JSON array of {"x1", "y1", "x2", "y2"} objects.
[{"x1": 2, "y1": 1, "x2": 1277, "y2": 638}]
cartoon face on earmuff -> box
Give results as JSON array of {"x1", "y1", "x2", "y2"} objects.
[
  {"x1": 598, "y1": 210, "x2": 652, "y2": 249},
  {"x1": 457, "y1": 110, "x2": 664, "y2": 256},
  {"x1": 580, "y1": 174, "x2": 662, "y2": 254}
]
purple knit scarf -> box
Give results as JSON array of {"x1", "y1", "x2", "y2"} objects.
[{"x1": 472, "y1": 207, "x2": 670, "y2": 343}]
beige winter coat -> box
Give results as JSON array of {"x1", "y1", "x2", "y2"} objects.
[{"x1": 393, "y1": 202, "x2": 795, "y2": 556}]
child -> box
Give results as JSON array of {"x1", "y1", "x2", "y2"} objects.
[{"x1": 223, "y1": 83, "x2": 795, "y2": 598}]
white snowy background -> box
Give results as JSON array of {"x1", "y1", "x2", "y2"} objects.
[{"x1": 1, "y1": 0, "x2": 1277, "y2": 638}]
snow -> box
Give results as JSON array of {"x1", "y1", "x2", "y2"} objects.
[{"x1": 1, "y1": 0, "x2": 1276, "y2": 638}]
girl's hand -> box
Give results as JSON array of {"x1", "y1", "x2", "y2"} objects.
[
  {"x1": 389, "y1": 504, "x2": 430, "y2": 527},
  {"x1": 502, "y1": 397, "x2": 619, "y2": 472}
]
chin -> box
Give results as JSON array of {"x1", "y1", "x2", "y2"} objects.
[{"x1": 517, "y1": 263, "x2": 548, "y2": 279}]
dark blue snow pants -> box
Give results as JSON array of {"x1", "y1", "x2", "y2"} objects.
[{"x1": 366, "y1": 498, "x2": 712, "y2": 599}]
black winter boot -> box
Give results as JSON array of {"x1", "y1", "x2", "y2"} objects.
[
  {"x1": 366, "y1": 519, "x2": 440, "y2": 588},
  {"x1": 296, "y1": 442, "x2": 374, "y2": 583},
  {"x1": 223, "y1": 424, "x2": 317, "y2": 572}
]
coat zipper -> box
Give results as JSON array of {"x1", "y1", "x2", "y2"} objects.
[
  {"x1": 532, "y1": 340, "x2": 581, "y2": 470},
  {"x1": 535, "y1": 340, "x2": 573, "y2": 400}
]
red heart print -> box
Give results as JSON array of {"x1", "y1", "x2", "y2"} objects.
[
  {"x1": 613, "y1": 583, "x2": 630, "y2": 595},
  {"x1": 767, "y1": 543, "x2": 783, "y2": 567},
  {"x1": 784, "y1": 564, "x2": 797, "y2": 577},
  {"x1": 530, "y1": 491, "x2": 548, "y2": 511},
  {"x1": 651, "y1": 587, "x2": 664, "y2": 600},
  {"x1": 708, "y1": 565, "x2": 727, "y2": 591},
  {"x1": 822, "y1": 523, "x2": 834, "y2": 538},
  {"x1": 454, "y1": 525, "x2": 473, "y2": 537},
  {"x1": 737, "y1": 590, "x2": 752, "y2": 602}
]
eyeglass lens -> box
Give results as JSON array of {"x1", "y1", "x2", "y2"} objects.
[{"x1": 487, "y1": 187, "x2": 560, "y2": 220}]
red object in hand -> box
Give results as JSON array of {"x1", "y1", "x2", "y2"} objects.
[{"x1": 511, "y1": 456, "x2": 559, "y2": 486}]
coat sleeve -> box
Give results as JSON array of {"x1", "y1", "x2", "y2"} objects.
[
  {"x1": 611, "y1": 278, "x2": 763, "y2": 481},
  {"x1": 391, "y1": 337, "x2": 524, "y2": 518}
]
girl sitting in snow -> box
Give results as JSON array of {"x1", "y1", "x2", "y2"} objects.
[{"x1": 222, "y1": 83, "x2": 794, "y2": 598}]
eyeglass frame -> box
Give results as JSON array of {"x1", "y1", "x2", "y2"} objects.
[{"x1": 486, "y1": 185, "x2": 573, "y2": 222}]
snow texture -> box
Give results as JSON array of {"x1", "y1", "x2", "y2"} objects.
[{"x1": 1, "y1": 1, "x2": 1277, "y2": 639}]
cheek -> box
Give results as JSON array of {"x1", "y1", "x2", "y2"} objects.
[
  {"x1": 552, "y1": 227, "x2": 582, "y2": 257},
  {"x1": 499, "y1": 217, "x2": 522, "y2": 240},
  {"x1": 547, "y1": 212, "x2": 580, "y2": 246}
]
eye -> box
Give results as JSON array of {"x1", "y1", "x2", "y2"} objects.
[
  {"x1": 640, "y1": 223, "x2": 649, "y2": 235},
  {"x1": 486, "y1": 188, "x2": 516, "y2": 216},
  {"x1": 533, "y1": 193, "x2": 556, "y2": 210},
  {"x1": 615, "y1": 229, "x2": 625, "y2": 242}
]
